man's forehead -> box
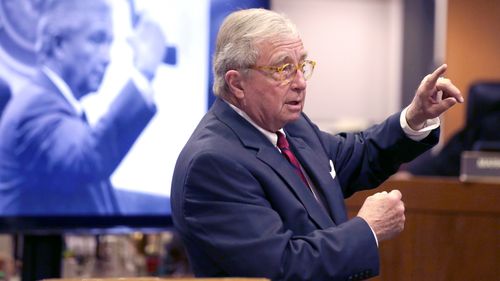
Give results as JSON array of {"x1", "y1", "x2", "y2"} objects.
[
  {"x1": 53, "y1": 4, "x2": 112, "y2": 25},
  {"x1": 259, "y1": 37, "x2": 307, "y2": 63},
  {"x1": 272, "y1": 50, "x2": 308, "y2": 63},
  {"x1": 71, "y1": 12, "x2": 112, "y2": 31},
  {"x1": 44, "y1": 0, "x2": 110, "y2": 14}
]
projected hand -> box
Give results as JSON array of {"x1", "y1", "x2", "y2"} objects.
[
  {"x1": 128, "y1": 14, "x2": 166, "y2": 80},
  {"x1": 405, "y1": 64, "x2": 463, "y2": 130},
  {"x1": 357, "y1": 190, "x2": 405, "y2": 242}
]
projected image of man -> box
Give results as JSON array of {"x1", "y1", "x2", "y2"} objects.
[{"x1": 0, "y1": 0, "x2": 165, "y2": 215}]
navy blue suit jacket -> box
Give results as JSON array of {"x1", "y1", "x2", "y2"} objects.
[
  {"x1": 0, "y1": 78, "x2": 11, "y2": 118},
  {"x1": 0, "y1": 71, "x2": 156, "y2": 215},
  {"x1": 171, "y1": 98, "x2": 438, "y2": 280}
]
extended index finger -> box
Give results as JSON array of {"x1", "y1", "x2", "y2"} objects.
[{"x1": 426, "y1": 64, "x2": 448, "y2": 86}]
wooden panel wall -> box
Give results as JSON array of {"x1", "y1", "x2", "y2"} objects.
[
  {"x1": 346, "y1": 177, "x2": 500, "y2": 280},
  {"x1": 443, "y1": 0, "x2": 500, "y2": 142}
]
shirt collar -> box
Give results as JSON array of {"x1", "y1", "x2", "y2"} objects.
[
  {"x1": 224, "y1": 100, "x2": 285, "y2": 147},
  {"x1": 42, "y1": 65, "x2": 84, "y2": 117}
]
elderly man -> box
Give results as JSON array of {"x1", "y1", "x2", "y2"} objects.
[
  {"x1": 171, "y1": 8, "x2": 462, "y2": 281},
  {"x1": 0, "y1": 0, "x2": 164, "y2": 215}
]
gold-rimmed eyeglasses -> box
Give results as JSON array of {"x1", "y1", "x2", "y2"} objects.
[{"x1": 249, "y1": 60, "x2": 316, "y2": 85}]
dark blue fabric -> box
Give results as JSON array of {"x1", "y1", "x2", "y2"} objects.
[
  {"x1": 0, "y1": 78, "x2": 11, "y2": 119},
  {"x1": 171, "y1": 98, "x2": 438, "y2": 280}
]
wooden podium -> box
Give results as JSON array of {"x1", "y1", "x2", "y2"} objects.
[{"x1": 345, "y1": 176, "x2": 500, "y2": 281}]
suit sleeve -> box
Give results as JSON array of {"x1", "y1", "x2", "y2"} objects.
[
  {"x1": 315, "y1": 112, "x2": 439, "y2": 197},
  {"x1": 178, "y1": 150, "x2": 379, "y2": 280},
  {"x1": 17, "y1": 80, "x2": 156, "y2": 184}
]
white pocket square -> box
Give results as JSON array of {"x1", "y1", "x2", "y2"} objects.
[{"x1": 329, "y1": 160, "x2": 336, "y2": 179}]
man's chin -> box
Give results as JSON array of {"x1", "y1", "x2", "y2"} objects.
[
  {"x1": 87, "y1": 78, "x2": 104, "y2": 93},
  {"x1": 78, "y1": 85, "x2": 100, "y2": 98},
  {"x1": 285, "y1": 112, "x2": 302, "y2": 124}
]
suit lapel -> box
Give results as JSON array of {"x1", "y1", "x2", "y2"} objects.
[
  {"x1": 287, "y1": 135, "x2": 349, "y2": 224},
  {"x1": 256, "y1": 147, "x2": 334, "y2": 229},
  {"x1": 33, "y1": 70, "x2": 80, "y2": 116},
  {"x1": 34, "y1": 71, "x2": 62, "y2": 96},
  {"x1": 212, "y1": 99, "x2": 334, "y2": 229}
]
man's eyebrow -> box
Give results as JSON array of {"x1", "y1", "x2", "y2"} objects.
[
  {"x1": 270, "y1": 52, "x2": 308, "y2": 65},
  {"x1": 269, "y1": 54, "x2": 290, "y2": 65}
]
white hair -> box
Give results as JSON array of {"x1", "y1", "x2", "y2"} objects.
[
  {"x1": 35, "y1": 0, "x2": 111, "y2": 63},
  {"x1": 212, "y1": 8, "x2": 300, "y2": 97}
]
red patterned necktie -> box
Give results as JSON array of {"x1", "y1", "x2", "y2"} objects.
[{"x1": 276, "y1": 132, "x2": 309, "y2": 186}]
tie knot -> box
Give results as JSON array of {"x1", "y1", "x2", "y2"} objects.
[{"x1": 276, "y1": 131, "x2": 289, "y2": 150}]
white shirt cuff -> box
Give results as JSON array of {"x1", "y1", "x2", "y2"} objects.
[
  {"x1": 368, "y1": 224, "x2": 379, "y2": 248},
  {"x1": 400, "y1": 106, "x2": 440, "y2": 141}
]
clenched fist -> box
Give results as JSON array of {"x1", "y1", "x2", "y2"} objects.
[
  {"x1": 128, "y1": 14, "x2": 166, "y2": 80},
  {"x1": 357, "y1": 190, "x2": 405, "y2": 242}
]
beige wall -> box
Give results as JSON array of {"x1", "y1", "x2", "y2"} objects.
[
  {"x1": 272, "y1": 0, "x2": 403, "y2": 132},
  {"x1": 273, "y1": 0, "x2": 500, "y2": 138},
  {"x1": 444, "y1": 0, "x2": 500, "y2": 141}
]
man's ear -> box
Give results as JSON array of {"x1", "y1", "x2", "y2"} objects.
[{"x1": 225, "y1": 70, "x2": 245, "y2": 99}]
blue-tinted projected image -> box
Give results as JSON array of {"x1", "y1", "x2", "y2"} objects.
[{"x1": 0, "y1": 0, "x2": 209, "y2": 216}]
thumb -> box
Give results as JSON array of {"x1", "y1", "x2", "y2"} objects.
[
  {"x1": 389, "y1": 189, "x2": 402, "y2": 200},
  {"x1": 435, "y1": 97, "x2": 458, "y2": 114}
]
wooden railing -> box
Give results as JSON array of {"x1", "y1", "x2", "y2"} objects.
[{"x1": 346, "y1": 176, "x2": 500, "y2": 281}]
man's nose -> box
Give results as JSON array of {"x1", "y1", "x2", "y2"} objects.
[
  {"x1": 99, "y1": 43, "x2": 112, "y2": 66},
  {"x1": 101, "y1": 52, "x2": 111, "y2": 69},
  {"x1": 290, "y1": 68, "x2": 307, "y2": 90}
]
